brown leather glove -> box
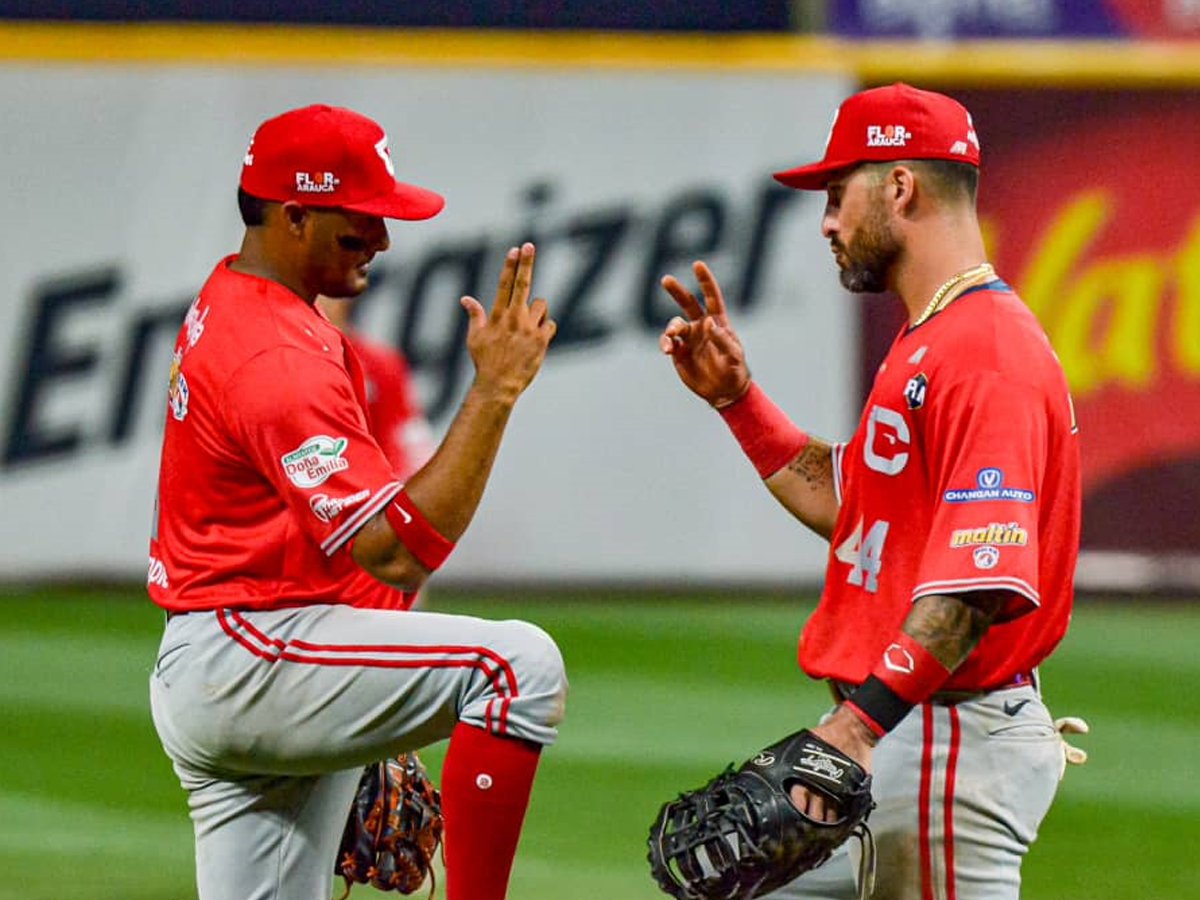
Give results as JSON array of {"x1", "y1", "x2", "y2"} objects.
[{"x1": 334, "y1": 752, "x2": 443, "y2": 899}]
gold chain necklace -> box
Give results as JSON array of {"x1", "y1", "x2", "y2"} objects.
[{"x1": 912, "y1": 263, "x2": 995, "y2": 328}]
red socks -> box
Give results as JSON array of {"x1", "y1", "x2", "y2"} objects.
[{"x1": 440, "y1": 722, "x2": 543, "y2": 900}]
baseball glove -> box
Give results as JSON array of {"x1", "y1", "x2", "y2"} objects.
[
  {"x1": 334, "y1": 751, "x2": 443, "y2": 900},
  {"x1": 648, "y1": 729, "x2": 876, "y2": 900}
]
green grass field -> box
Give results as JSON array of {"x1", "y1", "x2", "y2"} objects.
[{"x1": 2, "y1": 585, "x2": 1198, "y2": 900}]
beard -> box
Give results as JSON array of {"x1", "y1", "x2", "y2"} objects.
[{"x1": 835, "y1": 201, "x2": 901, "y2": 294}]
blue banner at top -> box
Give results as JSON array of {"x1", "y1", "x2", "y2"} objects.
[
  {"x1": 829, "y1": 0, "x2": 1200, "y2": 40},
  {"x1": 0, "y1": 0, "x2": 793, "y2": 30}
]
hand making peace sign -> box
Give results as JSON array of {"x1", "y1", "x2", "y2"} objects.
[
  {"x1": 658, "y1": 260, "x2": 752, "y2": 409},
  {"x1": 461, "y1": 242, "x2": 556, "y2": 404}
]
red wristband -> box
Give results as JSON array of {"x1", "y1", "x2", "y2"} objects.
[
  {"x1": 844, "y1": 634, "x2": 953, "y2": 736},
  {"x1": 717, "y1": 382, "x2": 809, "y2": 479},
  {"x1": 384, "y1": 489, "x2": 455, "y2": 571},
  {"x1": 872, "y1": 632, "x2": 952, "y2": 703}
]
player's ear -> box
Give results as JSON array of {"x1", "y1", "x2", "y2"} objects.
[
  {"x1": 888, "y1": 165, "x2": 918, "y2": 217},
  {"x1": 281, "y1": 201, "x2": 309, "y2": 235}
]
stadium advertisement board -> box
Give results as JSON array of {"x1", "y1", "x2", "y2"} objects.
[
  {"x1": 829, "y1": 0, "x2": 1200, "y2": 39},
  {"x1": 0, "y1": 64, "x2": 857, "y2": 584}
]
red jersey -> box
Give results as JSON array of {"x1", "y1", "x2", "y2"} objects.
[
  {"x1": 344, "y1": 331, "x2": 435, "y2": 480},
  {"x1": 798, "y1": 281, "x2": 1081, "y2": 690},
  {"x1": 147, "y1": 256, "x2": 412, "y2": 613}
]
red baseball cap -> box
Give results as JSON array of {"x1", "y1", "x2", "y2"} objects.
[
  {"x1": 773, "y1": 83, "x2": 981, "y2": 191},
  {"x1": 239, "y1": 104, "x2": 445, "y2": 220}
]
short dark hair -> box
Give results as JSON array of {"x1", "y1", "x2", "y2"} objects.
[
  {"x1": 237, "y1": 187, "x2": 269, "y2": 226},
  {"x1": 863, "y1": 158, "x2": 979, "y2": 206},
  {"x1": 910, "y1": 159, "x2": 979, "y2": 205}
]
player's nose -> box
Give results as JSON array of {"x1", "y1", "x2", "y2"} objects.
[
  {"x1": 820, "y1": 206, "x2": 839, "y2": 240},
  {"x1": 372, "y1": 220, "x2": 390, "y2": 254}
]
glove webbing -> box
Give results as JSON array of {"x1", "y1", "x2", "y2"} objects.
[{"x1": 333, "y1": 758, "x2": 441, "y2": 900}]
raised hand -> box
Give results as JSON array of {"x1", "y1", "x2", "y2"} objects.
[
  {"x1": 460, "y1": 242, "x2": 556, "y2": 404},
  {"x1": 658, "y1": 261, "x2": 750, "y2": 408}
]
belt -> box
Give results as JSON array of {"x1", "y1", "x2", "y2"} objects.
[{"x1": 829, "y1": 670, "x2": 1036, "y2": 708}]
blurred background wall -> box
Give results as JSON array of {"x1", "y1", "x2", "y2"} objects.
[{"x1": 1, "y1": 0, "x2": 1197, "y2": 591}]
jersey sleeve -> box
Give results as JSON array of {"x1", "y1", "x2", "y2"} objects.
[
  {"x1": 220, "y1": 347, "x2": 401, "y2": 557},
  {"x1": 914, "y1": 371, "x2": 1047, "y2": 620}
]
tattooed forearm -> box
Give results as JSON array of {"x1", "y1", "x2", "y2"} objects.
[
  {"x1": 903, "y1": 591, "x2": 1007, "y2": 671},
  {"x1": 785, "y1": 438, "x2": 833, "y2": 488},
  {"x1": 765, "y1": 437, "x2": 838, "y2": 539}
]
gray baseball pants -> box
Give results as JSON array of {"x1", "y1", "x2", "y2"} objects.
[
  {"x1": 149, "y1": 604, "x2": 567, "y2": 900},
  {"x1": 763, "y1": 683, "x2": 1063, "y2": 900}
]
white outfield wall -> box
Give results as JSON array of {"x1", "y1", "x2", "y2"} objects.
[{"x1": 0, "y1": 62, "x2": 859, "y2": 585}]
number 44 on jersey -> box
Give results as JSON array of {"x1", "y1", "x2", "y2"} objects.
[{"x1": 835, "y1": 518, "x2": 890, "y2": 592}]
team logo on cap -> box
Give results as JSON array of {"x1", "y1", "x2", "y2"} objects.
[
  {"x1": 296, "y1": 171, "x2": 340, "y2": 193},
  {"x1": 374, "y1": 136, "x2": 396, "y2": 176},
  {"x1": 867, "y1": 124, "x2": 911, "y2": 148}
]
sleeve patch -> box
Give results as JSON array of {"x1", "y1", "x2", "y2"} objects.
[{"x1": 280, "y1": 434, "x2": 350, "y2": 488}]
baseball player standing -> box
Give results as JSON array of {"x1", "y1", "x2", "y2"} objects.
[
  {"x1": 658, "y1": 84, "x2": 1082, "y2": 899},
  {"x1": 148, "y1": 104, "x2": 566, "y2": 900}
]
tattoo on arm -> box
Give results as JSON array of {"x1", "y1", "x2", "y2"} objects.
[
  {"x1": 903, "y1": 591, "x2": 1007, "y2": 671},
  {"x1": 785, "y1": 439, "x2": 833, "y2": 489}
]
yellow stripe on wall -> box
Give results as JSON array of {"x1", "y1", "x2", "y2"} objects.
[{"x1": 2, "y1": 22, "x2": 1200, "y2": 86}]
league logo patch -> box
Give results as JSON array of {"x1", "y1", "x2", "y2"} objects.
[
  {"x1": 943, "y1": 467, "x2": 1035, "y2": 503},
  {"x1": 904, "y1": 372, "x2": 928, "y2": 410},
  {"x1": 281, "y1": 435, "x2": 350, "y2": 488},
  {"x1": 973, "y1": 546, "x2": 1000, "y2": 569}
]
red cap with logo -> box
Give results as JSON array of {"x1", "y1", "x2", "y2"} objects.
[
  {"x1": 239, "y1": 104, "x2": 445, "y2": 220},
  {"x1": 773, "y1": 83, "x2": 981, "y2": 191}
]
